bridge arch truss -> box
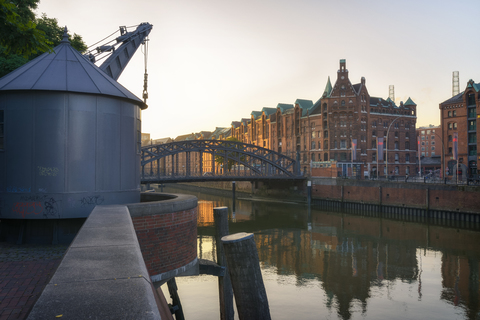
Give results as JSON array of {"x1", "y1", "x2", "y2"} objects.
[{"x1": 141, "y1": 140, "x2": 302, "y2": 183}]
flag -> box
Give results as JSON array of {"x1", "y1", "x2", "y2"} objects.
[
  {"x1": 417, "y1": 136, "x2": 421, "y2": 159},
  {"x1": 351, "y1": 139, "x2": 357, "y2": 161},
  {"x1": 377, "y1": 137, "x2": 383, "y2": 161},
  {"x1": 453, "y1": 132, "x2": 458, "y2": 160}
]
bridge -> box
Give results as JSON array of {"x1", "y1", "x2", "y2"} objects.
[{"x1": 141, "y1": 140, "x2": 304, "y2": 183}]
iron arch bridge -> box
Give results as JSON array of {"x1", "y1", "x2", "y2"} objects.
[{"x1": 141, "y1": 140, "x2": 304, "y2": 183}]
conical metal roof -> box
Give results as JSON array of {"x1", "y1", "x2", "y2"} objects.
[{"x1": 0, "y1": 29, "x2": 147, "y2": 109}]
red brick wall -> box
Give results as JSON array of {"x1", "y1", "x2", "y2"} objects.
[
  {"x1": 311, "y1": 180, "x2": 480, "y2": 213},
  {"x1": 132, "y1": 208, "x2": 197, "y2": 276}
]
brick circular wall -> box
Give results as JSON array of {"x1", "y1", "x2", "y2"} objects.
[{"x1": 129, "y1": 193, "x2": 198, "y2": 277}]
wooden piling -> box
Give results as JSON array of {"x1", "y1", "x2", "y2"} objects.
[
  {"x1": 221, "y1": 232, "x2": 271, "y2": 320},
  {"x1": 214, "y1": 207, "x2": 234, "y2": 320}
]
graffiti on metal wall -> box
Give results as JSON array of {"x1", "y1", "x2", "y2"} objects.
[
  {"x1": 79, "y1": 195, "x2": 104, "y2": 207},
  {"x1": 12, "y1": 195, "x2": 61, "y2": 218},
  {"x1": 38, "y1": 166, "x2": 59, "y2": 177},
  {"x1": 7, "y1": 186, "x2": 31, "y2": 193}
]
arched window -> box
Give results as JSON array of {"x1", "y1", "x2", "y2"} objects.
[{"x1": 341, "y1": 100, "x2": 345, "y2": 106}]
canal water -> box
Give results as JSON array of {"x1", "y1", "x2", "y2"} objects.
[{"x1": 158, "y1": 185, "x2": 480, "y2": 320}]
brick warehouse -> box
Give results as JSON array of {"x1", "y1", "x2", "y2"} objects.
[
  {"x1": 231, "y1": 59, "x2": 418, "y2": 177},
  {"x1": 439, "y1": 79, "x2": 480, "y2": 179}
]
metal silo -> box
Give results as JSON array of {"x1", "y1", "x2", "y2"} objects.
[{"x1": 0, "y1": 31, "x2": 147, "y2": 243}]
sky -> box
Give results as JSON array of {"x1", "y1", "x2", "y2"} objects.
[{"x1": 36, "y1": 0, "x2": 480, "y2": 140}]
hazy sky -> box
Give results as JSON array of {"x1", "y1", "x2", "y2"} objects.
[{"x1": 37, "y1": 0, "x2": 480, "y2": 139}]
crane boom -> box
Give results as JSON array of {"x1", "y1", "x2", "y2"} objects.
[{"x1": 97, "y1": 23, "x2": 153, "y2": 81}]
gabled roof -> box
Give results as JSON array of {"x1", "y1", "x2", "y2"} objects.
[
  {"x1": 277, "y1": 103, "x2": 294, "y2": 113},
  {"x1": 467, "y1": 79, "x2": 480, "y2": 92},
  {"x1": 262, "y1": 107, "x2": 276, "y2": 116},
  {"x1": 322, "y1": 76, "x2": 332, "y2": 98},
  {"x1": 404, "y1": 97, "x2": 416, "y2": 106},
  {"x1": 251, "y1": 111, "x2": 262, "y2": 120},
  {"x1": 295, "y1": 99, "x2": 314, "y2": 116},
  {"x1": 352, "y1": 83, "x2": 361, "y2": 94},
  {"x1": 175, "y1": 133, "x2": 195, "y2": 141},
  {"x1": 370, "y1": 97, "x2": 389, "y2": 107},
  {"x1": 0, "y1": 28, "x2": 146, "y2": 109},
  {"x1": 441, "y1": 92, "x2": 464, "y2": 105},
  {"x1": 231, "y1": 121, "x2": 241, "y2": 128}
]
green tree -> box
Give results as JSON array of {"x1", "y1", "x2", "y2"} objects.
[
  {"x1": 215, "y1": 137, "x2": 246, "y2": 171},
  {"x1": 0, "y1": 0, "x2": 51, "y2": 56},
  {"x1": 0, "y1": 1, "x2": 87, "y2": 78}
]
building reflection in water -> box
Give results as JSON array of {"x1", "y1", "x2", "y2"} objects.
[{"x1": 166, "y1": 186, "x2": 480, "y2": 320}]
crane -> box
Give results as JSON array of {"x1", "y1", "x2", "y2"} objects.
[{"x1": 84, "y1": 22, "x2": 153, "y2": 103}]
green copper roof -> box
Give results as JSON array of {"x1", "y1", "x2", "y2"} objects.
[
  {"x1": 277, "y1": 103, "x2": 294, "y2": 113},
  {"x1": 467, "y1": 79, "x2": 480, "y2": 92},
  {"x1": 322, "y1": 76, "x2": 332, "y2": 98},
  {"x1": 262, "y1": 107, "x2": 277, "y2": 116},
  {"x1": 404, "y1": 97, "x2": 416, "y2": 106},
  {"x1": 251, "y1": 111, "x2": 262, "y2": 120}
]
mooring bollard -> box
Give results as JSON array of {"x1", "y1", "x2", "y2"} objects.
[
  {"x1": 221, "y1": 232, "x2": 271, "y2": 320},
  {"x1": 214, "y1": 207, "x2": 234, "y2": 320}
]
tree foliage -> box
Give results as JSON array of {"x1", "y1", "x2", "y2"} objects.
[
  {"x1": 215, "y1": 137, "x2": 246, "y2": 171},
  {"x1": 0, "y1": 0, "x2": 87, "y2": 78},
  {"x1": 0, "y1": 0, "x2": 51, "y2": 56}
]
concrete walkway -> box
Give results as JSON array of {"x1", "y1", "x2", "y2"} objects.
[{"x1": 0, "y1": 243, "x2": 67, "y2": 320}]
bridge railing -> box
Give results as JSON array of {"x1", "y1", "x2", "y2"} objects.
[{"x1": 140, "y1": 140, "x2": 303, "y2": 182}]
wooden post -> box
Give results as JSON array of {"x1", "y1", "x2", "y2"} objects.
[
  {"x1": 214, "y1": 207, "x2": 234, "y2": 320},
  {"x1": 232, "y1": 182, "x2": 236, "y2": 213},
  {"x1": 221, "y1": 232, "x2": 271, "y2": 320},
  {"x1": 167, "y1": 278, "x2": 185, "y2": 320}
]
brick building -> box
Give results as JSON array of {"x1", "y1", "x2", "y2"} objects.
[
  {"x1": 231, "y1": 59, "x2": 418, "y2": 177},
  {"x1": 439, "y1": 79, "x2": 479, "y2": 179},
  {"x1": 416, "y1": 125, "x2": 441, "y2": 157}
]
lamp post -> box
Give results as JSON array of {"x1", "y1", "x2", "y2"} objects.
[{"x1": 385, "y1": 115, "x2": 405, "y2": 180}]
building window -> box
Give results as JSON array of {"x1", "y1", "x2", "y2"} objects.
[
  {"x1": 448, "y1": 111, "x2": 451, "y2": 117},
  {"x1": 395, "y1": 166, "x2": 399, "y2": 174},
  {"x1": 311, "y1": 132, "x2": 315, "y2": 139},
  {"x1": 448, "y1": 147, "x2": 452, "y2": 154},
  {"x1": 372, "y1": 153, "x2": 376, "y2": 161},
  {"x1": 405, "y1": 141, "x2": 410, "y2": 150},
  {"x1": 453, "y1": 110, "x2": 456, "y2": 117},
  {"x1": 431, "y1": 135, "x2": 435, "y2": 140},
  {"x1": 406, "y1": 153, "x2": 410, "y2": 162},
  {"x1": 311, "y1": 141, "x2": 315, "y2": 150},
  {"x1": 453, "y1": 122, "x2": 457, "y2": 129},
  {"x1": 468, "y1": 120, "x2": 476, "y2": 131},
  {"x1": 405, "y1": 132, "x2": 409, "y2": 139},
  {"x1": 334, "y1": 140, "x2": 338, "y2": 149},
  {"x1": 311, "y1": 153, "x2": 315, "y2": 162},
  {"x1": 468, "y1": 93, "x2": 476, "y2": 106},
  {"x1": 421, "y1": 141, "x2": 425, "y2": 146},
  {"x1": 372, "y1": 130, "x2": 376, "y2": 137},
  {"x1": 431, "y1": 146, "x2": 435, "y2": 151},
  {"x1": 318, "y1": 141, "x2": 321, "y2": 149},
  {"x1": 469, "y1": 132, "x2": 477, "y2": 143},
  {"x1": 395, "y1": 141, "x2": 399, "y2": 149},
  {"x1": 406, "y1": 166, "x2": 410, "y2": 174},
  {"x1": 448, "y1": 135, "x2": 452, "y2": 142},
  {"x1": 340, "y1": 140, "x2": 346, "y2": 149},
  {"x1": 421, "y1": 130, "x2": 425, "y2": 135},
  {"x1": 468, "y1": 108, "x2": 476, "y2": 118},
  {"x1": 421, "y1": 147, "x2": 425, "y2": 151},
  {"x1": 341, "y1": 100, "x2": 345, "y2": 106},
  {"x1": 448, "y1": 123, "x2": 452, "y2": 129},
  {"x1": 395, "y1": 153, "x2": 399, "y2": 161},
  {"x1": 395, "y1": 131, "x2": 398, "y2": 138}
]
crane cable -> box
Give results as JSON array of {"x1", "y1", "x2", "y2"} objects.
[{"x1": 142, "y1": 37, "x2": 149, "y2": 104}]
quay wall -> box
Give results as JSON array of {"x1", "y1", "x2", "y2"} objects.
[{"x1": 312, "y1": 179, "x2": 480, "y2": 214}]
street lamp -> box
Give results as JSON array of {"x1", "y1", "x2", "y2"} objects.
[{"x1": 385, "y1": 115, "x2": 405, "y2": 180}]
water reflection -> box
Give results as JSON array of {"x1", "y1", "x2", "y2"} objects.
[{"x1": 161, "y1": 186, "x2": 480, "y2": 320}]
